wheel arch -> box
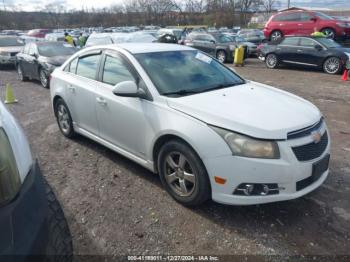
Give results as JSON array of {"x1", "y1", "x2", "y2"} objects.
[
  {"x1": 52, "y1": 95, "x2": 64, "y2": 116},
  {"x1": 152, "y1": 134, "x2": 202, "y2": 174}
]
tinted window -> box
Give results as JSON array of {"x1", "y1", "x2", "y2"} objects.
[
  {"x1": 300, "y1": 13, "x2": 312, "y2": 21},
  {"x1": 37, "y1": 43, "x2": 76, "y2": 57},
  {"x1": 102, "y1": 55, "x2": 135, "y2": 86},
  {"x1": 135, "y1": 51, "x2": 245, "y2": 96},
  {"x1": 0, "y1": 37, "x2": 23, "y2": 47},
  {"x1": 217, "y1": 35, "x2": 233, "y2": 43},
  {"x1": 300, "y1": 38, "x2": 317, "y2": 47},
  {"x1": 274, "y1": 12, "x2": 301, "y2": 21},
  {"x1": 76, "y1": 54, "x2": 101, "y2": 80},
  {"x1": 317, "y1": 38, "x2": 340, "y2": 48},
  {"x1": 281, "y1": 37, "x2": 299, "y2": 46}
]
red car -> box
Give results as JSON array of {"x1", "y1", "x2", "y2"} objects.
[
  {"x1": 263, "y1": 10, "x2": 350, "y2": 41},
  {"x1": 27, "y1": 29, "x2": 52, "y2": 38}
]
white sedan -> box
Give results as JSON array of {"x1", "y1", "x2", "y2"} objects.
[{"x1": 50, "y1": 43, "x2": 330, "y2": 206}]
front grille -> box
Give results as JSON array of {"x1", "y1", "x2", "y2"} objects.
[
  {"x1": 292, "y1": 131, "x2": 328, "y2": 161},
  {"x1": 287, "y1": 118, "x2": 323, "y2": 140}
]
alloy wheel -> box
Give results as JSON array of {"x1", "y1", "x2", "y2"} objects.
[
  {"x1": 271, "y1": 31, "x2": 282, "y2": 42},
  {"x1": 216, "y1": 51, "x2": 226, "y2": 63},
  {"x1": 57, "y1": 104, "x2": 71, "y2": 134},
  {"x1": 40, "y1": 70, "x2": 48, "y2": 88},
  {"x1": 266, "y1": 54, "x2": 277, "y2": 68},
  {"x1": 164, "y1": 152, "x2": 196, "y2": 197},
  {"x1": 324, "y1": 57, "x2": 340, "y2": 74},
  {"x1": 322, "y1": 29, "x2": 335, "y2": 39}
]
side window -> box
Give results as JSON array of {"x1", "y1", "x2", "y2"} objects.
[
  {"x1": 102, "y1": 55, "x2": 135, "y2": 86},
  {"x1": 28, "y1": 44, "x2": 37, "y2": 55},
  {"x1": 76, "y1": 54, "x2": 101, "y2": 80},
  {"x1": 300, "y1": 38, "x2": 317, "y2": 47},
  {"x1": 281, "y1": 37, "x2": 299, "y2": 46},
  {"x1": 300, "y1": 13, "x2": 312, "y2": 21},
  {"x1": 276, "y1": 12, "x2": 301, "y2": 21},
  {"x1": 69, "y1": 58, "x2": 78, "y2": 73},
  {"x1": 23, "y1": 44, "x2": 30, "y2": 54}
]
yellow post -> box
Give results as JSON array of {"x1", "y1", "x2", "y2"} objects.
[
  {"x1": 4, "y1": 83, "x2": 18, "y2": 104},
  {"x1": 234, "y1": 45, "x2": 245, "y2": 67}
]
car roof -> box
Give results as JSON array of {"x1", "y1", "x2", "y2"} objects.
[{"x1": 101, "y1": 43, "x2": 194, "y2": 54}]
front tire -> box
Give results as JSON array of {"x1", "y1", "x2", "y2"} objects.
[
  {"x1": 321, "y1": 28, "x2": 335, "y2": 39},
  {"x1": 39, "y1": 68, "x2": 49, "y2": 88},
  {"x1": 157, "y1": 140, "x2": 211, "y2": 206},
  {"x1": 17, "y1": 65, "x2": 28, "y2": 81},
  {"x1": 323, "y1": 57, "x2": 342, "y2": 74},
  {"x1": 54, "y1": 98, "x2": 76, "y2": 138},
  {"x1": 265, "y1": 53, "x2": 279, "y2": 69},
  {"x1": 44, "y1": 179, "x2": 73, "y2": 261},
  {"x1": 216, "y1": 50, "x2": 227, "y2": 63}
]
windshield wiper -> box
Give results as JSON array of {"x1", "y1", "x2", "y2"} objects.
[
  {"x1": 199, "y1": 82, "x2": 243, "y2": 93},
  {"x1": 162, "y1": 89, "x2": 200, "y2": 96}
]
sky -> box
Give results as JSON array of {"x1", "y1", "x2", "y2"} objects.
[{"x1": 2, "y1": 0, "x2": 350, "y2": 12}]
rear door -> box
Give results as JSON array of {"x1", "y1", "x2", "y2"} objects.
[
  {"x1": 276, "y1": 37, "x2": 300, "y2": 62},
  {"x1": 299, "y1": 12, "x2": 317, "y2": 35},
  {"x1": 277, "y1": 12, "x2": 303, "y2": 36},
  {"x1": 65, "y1": 51, "x2": 101, "y2": 135}
]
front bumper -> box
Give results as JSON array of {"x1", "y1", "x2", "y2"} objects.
[
  {"x1": 0, "y1": 55, "x2": 16, "y2": 65},
  {"x1": 0, "y1": 162, "x2": 49, "y2": 258},
  {"x1": 204, "y1": 125, "x2": 330, "y2": 205}
]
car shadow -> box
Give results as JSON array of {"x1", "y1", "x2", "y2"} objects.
[{"x1": 69, "y1": 135, "x2": 349, "y2": 255}]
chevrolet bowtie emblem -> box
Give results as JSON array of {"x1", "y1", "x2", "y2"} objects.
[{"x1": 311, "y1": 131, "x2": 322, "y2": 144}]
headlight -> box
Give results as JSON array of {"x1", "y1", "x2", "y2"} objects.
[
  {"x1": 0, "y1": 128, "x2": 21, "y2": 206},
  {"x1": 229, "y1": 45, "x2": 236, "y2": 51},
  {"x1": 210, "y1": 126, "x2": 280, "y2": 159},
  {"x1": 0, "y1": 51, "x2": 10, "y2": 56}
]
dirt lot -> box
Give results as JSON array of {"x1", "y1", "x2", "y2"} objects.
[{"x1": 1, "y1": 59, "x2": 350, "y2": 259}]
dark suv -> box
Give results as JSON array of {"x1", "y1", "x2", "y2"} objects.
[{"x1": 264, "y1": 10, "x2": 350, "y2": 41}]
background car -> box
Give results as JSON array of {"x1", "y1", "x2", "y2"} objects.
[
  {"x1": 0, "y1": 101, "x2": 72, "y2": 259},
  {"x1": 16, "y1": 41, "x2": 77, "y2": 88},
  {"x1": 222, "y1": 33, "x2": 258, "y2": 56},
  {"x1": 27, "y1": 29, "x2": 53, "y2": 38},
  {"x1": 237, "y1": 29, "x2": 265, "y2": 44},
  {"x1": 185, "y1": 32, "x2": 242, "y2": 63},
  {"x1": 85, "y1": 32, "x2": 157, "y2": 47},
  {"x1": 0, "y1": 36, "x2": 24, "y2": 66},
  {"x1": 264, "y1": 10, "x2": 350, "y2": 41},
  {"x1": 260, "y1": 36, "x2": 350, "y2": 74}
]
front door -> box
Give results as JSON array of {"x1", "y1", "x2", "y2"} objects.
[{"x1": 95, "y1": 51, "x2": 148, "y2": 158}]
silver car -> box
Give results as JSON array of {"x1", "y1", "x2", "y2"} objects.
[
  {"x1": 0, "y1": 36, "x2": 24, "y2": 65},
  {"x1": 50, "y1": 44, "x2": 329, "y2": 206}
]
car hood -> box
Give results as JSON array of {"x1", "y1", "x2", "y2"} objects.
[
  {"x1": 166, "y1": 81, "x2": 321, "y2": 140},
  {"x1": 0, "y1": 46, "x2": 22, "y2": 53},
  {"x1": 39, "y1": 55, "x2": 71, "y2": 66}
]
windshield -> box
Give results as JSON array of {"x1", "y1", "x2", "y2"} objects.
[
  {"x1": 0, "y1": 37, "x2": 23, "y2": 47},
  {"x1": 38, "y1": 43, "x2": 76, "y2": 57},
  {"x1": 315, "y1": 12, "x2": 334, "y2": 20},
  {"x1": 317, "y1": 38, "x2": 341, "y2": 48},
  {"x1": 135, "y1": 50, "x2": 245, "y2": 96}
]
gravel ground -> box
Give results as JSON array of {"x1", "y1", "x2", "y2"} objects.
[{"x1": 0, "y1": 59, "x2": 350, "y2": 259}]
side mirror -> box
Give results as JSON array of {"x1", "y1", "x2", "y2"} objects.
[
  {"x1": 210, "y1": 40, "x2": 216, "y2": 44},
  {"x1": 310, "y1": 17, "x2": 317, "y2": 22},
  {"x1": 29, "y1": 52, "x2": 37, "y2": 58},
  {"x1": 315, "y1": 44, "x2": 323, "y2": 51},
  {"x1": 112, "y1": 81, "x2": 147, "y2": 99}
]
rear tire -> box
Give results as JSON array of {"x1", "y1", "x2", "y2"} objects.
[
  {"x1": 54, "y1": 98, "x2": 76, "y2": 138},
  {"x1": 44, "y1": 179, "x2": 73, "y2": 261},
  {"x1": 157, "y1": 140, "x2": 211, "y2": 206}
]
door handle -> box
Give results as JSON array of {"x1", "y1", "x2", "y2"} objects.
[
  {"x1": 297, "y1": 49, "x2": 303, "y2": 53},
  {"x1": 276, "y1": 48, "x2": 281, "y2": 50},
  {"x1": 96, "y1": 97, "x2": 107, "y2": 106},
  {"x1": 298, "y1": 24, "x2": 303, "y2": 26},
  {"x1": 68, "y1": 85, "x2": 75, "y2": 93}
]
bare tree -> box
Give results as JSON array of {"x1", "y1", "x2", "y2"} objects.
[{"x1": 262, "y1": 0, "x2": 279, "y2": 14}]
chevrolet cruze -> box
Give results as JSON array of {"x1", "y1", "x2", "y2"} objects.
[{"x1": 50, "y1": 43, "x2": 330, "y2": 206}]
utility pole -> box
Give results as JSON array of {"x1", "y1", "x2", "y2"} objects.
[
  {"x1": 287, "y1": 0, "x2": 290, "y2": 8},
  {"x1": 2, "y1": 0, "x2": 5, "y2": 11}
]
